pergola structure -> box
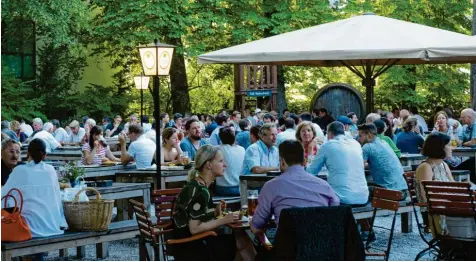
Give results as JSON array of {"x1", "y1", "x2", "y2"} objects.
[{"x1": 199, "y1": 13, "x2": 476, "y2": 114}]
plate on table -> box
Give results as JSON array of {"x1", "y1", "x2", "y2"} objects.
[{"x1": 101, "y1": 161, "x2": 118, "y2": 166}]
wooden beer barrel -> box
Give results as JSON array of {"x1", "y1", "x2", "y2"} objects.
[{"x1": 309, "y1": 83, "x2": 365, "y2": 123}]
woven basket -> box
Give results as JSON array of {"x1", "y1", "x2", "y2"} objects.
[{"x1": 63, "y1": 187, "x2": 114, "y2": 232}]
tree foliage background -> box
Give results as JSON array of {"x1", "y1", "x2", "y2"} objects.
[{"x1": 1, "y1": 0, "x2": 474, "y2": 124}]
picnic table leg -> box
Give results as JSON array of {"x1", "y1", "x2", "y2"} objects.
[
  {"x1": 59, "y1": 248, "x2": 69, "y2": 257},
  {"x1": 401, "y1": 212, "x2": 413, "y2": 233},
  {"x1": 2, "y1": 251, "x2": 12, "y2": 261},
  {"x1": 240, "y1": 180, "x2": 248, "y2": 206},
  {"x1": 161, "y1": 177, "x2": 166, "y2": 189},
  {"x1": 143, "y1": 188, "x2": 151, "y2": 213},
  {"x1": 77, "y1": 246, "x2": 85, "y2": 258},
  {"x1": 96, "y1": 242, "x2": 109, "y2": 259}
]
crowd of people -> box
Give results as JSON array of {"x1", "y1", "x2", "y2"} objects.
[{"x1": 2, "y1": 105, "x2": 476, "y2": 259}]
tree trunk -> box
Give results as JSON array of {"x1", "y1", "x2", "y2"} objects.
[
  {"x1": 471, "y1": 0, "x2": 476, "y2": 109},
  {"x1": 168, "y1": 37, "x2": 191, "y2": 114}
]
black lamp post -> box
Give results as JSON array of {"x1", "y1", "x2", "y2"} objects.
[
  {"x1": 134, "y1": 75, "x2": 150, "y2": 127},
  {"x1": 137, "y1": 39, "x2": 175, "y2": 187}
]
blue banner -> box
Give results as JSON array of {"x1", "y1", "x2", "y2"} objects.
[{"x1": 246, "y1": 90, "x2": 272, "y2": 97}]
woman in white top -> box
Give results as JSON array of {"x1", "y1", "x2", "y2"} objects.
[
  {"x1": 216, "y1": 127, "x2": 245, "y2": 196},
  {"x1": 2, "y1": 138, "x2": 67, "y2": 239}
]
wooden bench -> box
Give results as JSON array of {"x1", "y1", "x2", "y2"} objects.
[
  {"x1": 1, "y1": 220, "x2": 139, "y2": 261},
  {"x1": 352, "y1": 201, "x2": 414, "y2": 233}
]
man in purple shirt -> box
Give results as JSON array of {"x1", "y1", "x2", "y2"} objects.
[{"x1": 250, "y1": 140, "x2": 340, "y2": 234}]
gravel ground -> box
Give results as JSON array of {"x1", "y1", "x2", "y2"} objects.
[{"x1": 43, "y1": 213, "x2": 434, "y2": 261}]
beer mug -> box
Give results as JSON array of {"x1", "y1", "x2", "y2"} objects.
[
  {"x1": 247, "y1": 190, "x2": 258, "y2": 216},
  {"x1": 181, "y1": 152, "x2": 190, "y2": 165}
]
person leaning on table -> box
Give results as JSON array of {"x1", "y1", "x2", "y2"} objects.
[
  {"x1": 241, "y1": 123, "x2": 280, "y2": 175},
  {"x1": 2, "y1": 139, "x2": 67, "y2": 259},
  {"x1": 119, "y1": 124, "x2": 155, "y2": 169},
  {"x1": 172, "y1": 145, "x2": 256, "y2": 260}
]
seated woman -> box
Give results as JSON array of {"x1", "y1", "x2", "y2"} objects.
[
  {"x1": 432, "y1": 111, "x2": 454, "y2": 136},
  {"x1": 82, "y1": 126, "x2": 119, "y2": 165},
  {"x1": 172, "y1": 145, "x2": 255, "y2": 260},
  {"x1": 295, "y1": 121, "x2": 319, "y2": 166},
  {"x1": 10, "y1": 120, "x2": 28, "y2": 143},
  {"x1": 396, "y1": 117, "x2": 424, "y2": 154},
  {"x1": 2, "y1": 139, "x2": 67, "y2": 238},
  {"x1": 216, "y1": 127, "x2": 245, "y2": 196},
  {"x1": 415, "y1": 133, "x2": 455, "y2": 234},
  {"x1": 161, "y1": 127, "x2": 183, "y2": 166}
]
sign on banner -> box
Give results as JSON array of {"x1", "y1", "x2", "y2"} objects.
[{"x1": 246, "y1": 90, "x2": 272, "y2": 97}]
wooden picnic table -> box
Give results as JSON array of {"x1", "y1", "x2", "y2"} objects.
[
  {"x1": 21, "y1": 150, "x2": 122, "y2": 161},
  {"x1": 239, "y1": 170, "x2": 415, "y2": 233},
  {"x1": 86, "y1": 183, "x2": 151, "y2": 221},
  {"x1": 80, "y1": 164, "x2": 136, "y2": 179},
  {"x1": 399, "y1": 153, "x2": 426, "y2": 167},
  {"x1": 115, "y1": 168, "x2": 189, "y2": 190},
  {"x1": 452, "y1": 147, "x2": 476, "y2": 176}
]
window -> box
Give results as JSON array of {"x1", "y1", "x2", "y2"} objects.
[{"x1": 1, "y1": 20, "x2": 36, "y2": 79}]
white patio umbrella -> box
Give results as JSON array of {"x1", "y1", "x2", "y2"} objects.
[{"x1": 198, "y1": 13, "x2": 476, "y2": 113}]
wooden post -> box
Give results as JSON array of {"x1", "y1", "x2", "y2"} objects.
[
  {"x1": 96, "y1": 242, "x2": 109, "y2": 259},
  {"x1": 76, "y1": 247, "x2": 86, "y2": 258}
]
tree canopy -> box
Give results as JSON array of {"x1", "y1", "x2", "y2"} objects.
[{"x1": 1, "y1": 0, "x2": 474, "y2": 123}]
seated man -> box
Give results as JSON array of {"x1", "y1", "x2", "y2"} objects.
[
  {"x1": 66, "y1": 120, "x2": 86, "y2": 145},
  {"x1": 30, "y1": 120, "x2": 61, "y2": 153},
  {"x1": 51, "y1": 119, "x2": 69, "y2": 144},
  {"x1": 251, "y1": 140, "x2": 339, "y2": 234},
  {"x1": 119, "y1": 124, "x2": 155, "y2": 169},
  {"x1": 105, "y1": 115, "x2": 123, "y2": 138},
  {"x1": 236, "y1": 119, "x2": 252, "y2": 149},
  {"x1": 358, "y1": 124, "x2": 409, "y2": 199},
  {"x1": 241, "y1": 123, "x2": 280, "y2": 175},
  {"x1": 1, "y1": 138, "x2": 22, "y2": 186},
  {"x1": 180, "y1": 119, "x2": 208, "y2": 161},
  {"x1": 307, "y1": 121, "x2": 369, "y2": 206},
  {"x1": 276, "y1": 118, "x2": 296, "y2": 146}
]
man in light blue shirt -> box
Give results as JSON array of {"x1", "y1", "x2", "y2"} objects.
[
  {"x1": 276, "y1": 118, "x2": 295, "y2": 146},
  {"x1": 241, "y1": 123, "x2": 280, "y2": 175},
  {"x1": 180, "y1": 119, "x2": 208, "y2": 160},
  {"x1": 307, "y1": 121, "x2": 369, "y2": 205},
  {"x1": 217, "y1": 127, "x2": 245, "y2": 196},
  {"x1": 459, "y1": 108, "x2": 476, "y2": 146},
  {"x1": 358, "y1": 124, "x2": 408, "y2": 198},
  {"x1": 209, "y1": 114, "x2": 228, "y2": 145}
]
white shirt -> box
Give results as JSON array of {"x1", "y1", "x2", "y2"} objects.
[
  {"x1": 54, "y1": 127, "x2": 69, "y2": 143},
  {"x1": 217, "y1": 144, "x2": 245, "y2": 187},
  {"x1": 312, "y1": 123, "x2": 325, "y2": 141},
  {"x1": 414, "y1": 114, "x2": 428, "y2": 133},
  {"x1": 210, "y1": 126, "x2": 222, "y2": 145},
  {"x1": 68, "y1": 127, "x2": 85, "y2": 143},
  {"x1": 2, "y1": 161, "x2": 67, "y2": 237},
  {"x1": 143, "y1": 129, "x2": 159, "y2": 144},
  {"x1": 33, "y1": 130, "x2": 61, "y2": 153},
  {"x1": 21, "y1": 123, "x2": 34, "y2": 137},
  {"x1": 128, "y1": 135, "x2": 156, "y2": 169},
  {"x1": 142, "y1": 123, "x2": 152, "y2": 133},
  {"x1": 276, "y1": 128, "x2": 296, "y2": 146},
  {"x1": 307, "y1": 135, "x2": 369, "y2": 205}
]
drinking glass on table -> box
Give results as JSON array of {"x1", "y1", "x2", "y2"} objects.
[
  {"x1": 247, "y1": 190, "x2": 258, "y2": 216},
  {"x1": 181, "y1": 151, "x2": 190, "y2": 165}
]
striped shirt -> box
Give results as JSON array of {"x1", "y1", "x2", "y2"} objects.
[{"x1": 81, "y1": 142, "x2": 108, "y2": 165}]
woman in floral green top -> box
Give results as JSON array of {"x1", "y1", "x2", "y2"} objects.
[{"x1": 172, "y1": 145, "x2": 253, "y2": 260}]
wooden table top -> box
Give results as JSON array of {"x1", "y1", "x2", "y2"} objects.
[
  {"x1": 86, "y1": 183, "x2": 150, "y2": 196},
  {"x1": 452, "y1": 147, "x2": 476, "y2": 153},
  {"x1": 115, "y1": 169, "x2": 190, "y2": 177},
  {"x1": 399, "y1": 154, "x2": 426, "y2": 160}
]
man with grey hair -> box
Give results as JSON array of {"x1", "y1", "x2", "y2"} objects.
[
  {"x1": 30, "y1": 122, "x2": 60, "y2": 153},
  {"x1": 66, "y1": 120, "x2": 86, "y2": 144},
  {"x1": 459, "y1": 108, "x2": 476, "y2": 147},
  {"x1": 51, "y1": 119, "x2": 69, "y2": 144},
  {"x1": 241, "y1": 123, "x2": 279, "y2": 175},
  {"x1": 1, "y1": 121, "x2": 18, "y2": 142},
  {"x1": 32, "y1": 118, "x2": 43, "y2": 132},
  {"x1": 365, "y1": 113, "x2": 381, "y2": 124},
  {"x1": 1, "y1": 138, "x2": 22, "y2": 185},
  {"x1": 307, "y1": 121, "x2": 369, "y2": 206},
  {"x1": 119, "y1": 124, "x2": 155, "y2": 169},
  {"x1": 123, "y1": 113, "x2": 139, "y2": 134}
]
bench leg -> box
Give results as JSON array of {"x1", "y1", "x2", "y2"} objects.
[
  {"x1": 77, "y1": 246, "x2": 86, "y2": 258},
  {"x1": 59, "y1": 248, "x2": 69, "y2": 257},
  {"x1": 2, "y1": 251, "x2": 12, "y2": 261},
  {"x1": 401, "y1": 212, "x2": 413, "y2": 233},
  {"x1": 96, "y1": 242, "x2": 109, "y2": 259}
]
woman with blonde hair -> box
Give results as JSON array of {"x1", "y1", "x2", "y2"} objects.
[
  {"x1": 161, "y1": 127, "x2": 183, "y2": 165},
  {"x1": 296, "y1": 121, "x2": 319, "y2": 166},
  {"x1": 172, "y1": 145, "x2": 255, "y2": 260},
  {"x1": 10, "y1": 120, "x2": 28, "y2": 143}
]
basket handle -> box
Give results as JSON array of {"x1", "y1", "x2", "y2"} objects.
[{"x1": 73, "y1": 187, "x2": 102, "y2": 202}]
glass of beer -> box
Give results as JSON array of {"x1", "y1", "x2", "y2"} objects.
[
  {"x1": 247, "y1": 190, "x2": 258, "y2": 216},
  {"x1": 181, "y1": 152, "x2": 190, "y2": 165}
]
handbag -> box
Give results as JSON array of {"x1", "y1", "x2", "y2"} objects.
[{"x1": 1, "y1": 188, "x2": 32, "y2": 242}]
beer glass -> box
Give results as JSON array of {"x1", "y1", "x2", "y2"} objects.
[
  {"x1": 247, "y1": 190, "x2": 258, "y2": 216},
  {"x1": 182, "y1": 151, "x2": 190, "y2": 165}
]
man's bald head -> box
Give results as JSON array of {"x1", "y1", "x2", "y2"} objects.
[{"x1": 461, "y1": 108, "x2": 475, "y2": 125}]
